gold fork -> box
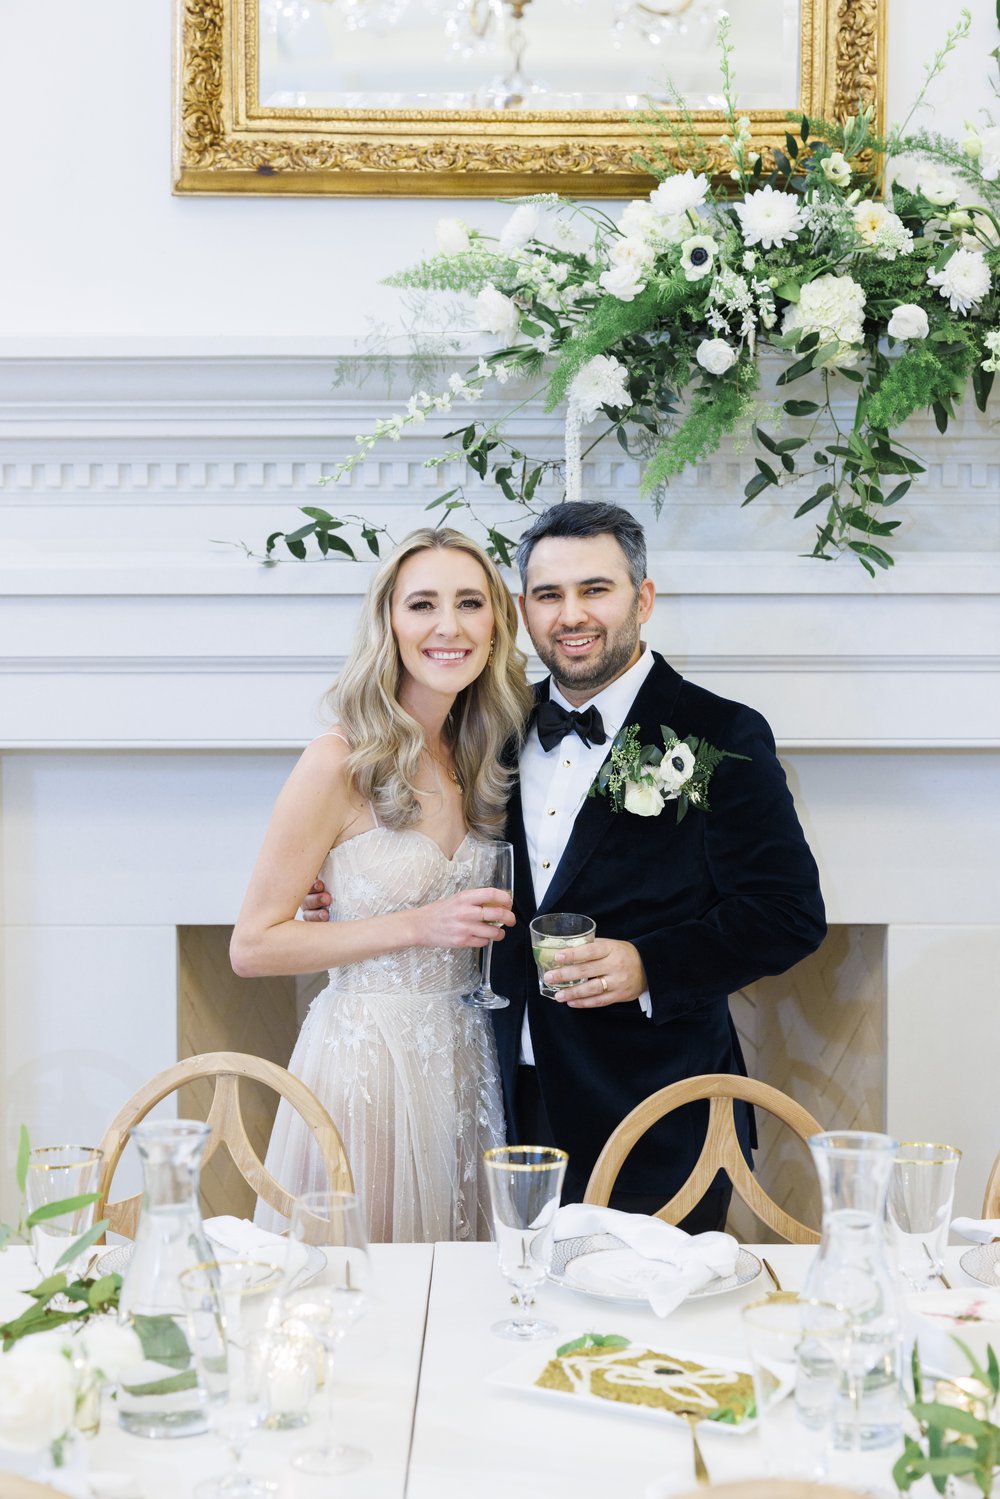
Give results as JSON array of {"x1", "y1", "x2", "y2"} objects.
[
  {"x1": 673, "y1": 1407, "x2": 710, "y2": 1487},
  {"x1": 762, "y1": 1256, "x2": 784, "y2": 1294}
]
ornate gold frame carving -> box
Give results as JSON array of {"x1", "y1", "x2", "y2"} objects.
[{"x1": 173, "y1": 0, "x2": 886, "y2": 197}]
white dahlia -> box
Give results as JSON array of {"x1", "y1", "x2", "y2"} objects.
[
  {"x1": 649, "y1": 169, "x2": 709, "y2": 220},
  {"x1": 567, "y1": 355, "x2": 632, "y2": 421},
  {"x1": 734, "y1": 185, "x2": 807, "y2": 249},
  {"x1": 781, "y1": 273, "x2": 867, "y2": 366},
  {"x1": 927, "y1": 248, "x2": 992, "y2": 315}
]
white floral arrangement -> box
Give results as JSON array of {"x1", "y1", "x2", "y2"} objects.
[
  {"x1": 262, "y1": 9, "x2": 1000, "y2": 576},
  {"x1": 589, "y1": 723, "x2": 749, "y2": 822}
]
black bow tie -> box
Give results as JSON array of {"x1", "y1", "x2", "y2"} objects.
[{"x1": 535, "y1": 699, "x2": 608, "y2": 754}]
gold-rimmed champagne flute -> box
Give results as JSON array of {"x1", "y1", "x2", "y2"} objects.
[
  {"x1": 484, "y1": 1145, "x2": 567, "y2": 1339},
  {"x1": 279, "y1": 1190, "x2": 373, "y2": 1477},
  {"x1": 462, "y1": 839, "x2": 513, "y2": 1010}
]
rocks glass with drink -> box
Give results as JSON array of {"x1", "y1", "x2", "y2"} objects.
[{"x1": 529, "y1": 913, "x2": 596, "y2": 998}]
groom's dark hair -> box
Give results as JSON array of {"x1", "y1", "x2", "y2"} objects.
[{"x1": 515, "y1": 502, "x2": 648, "y2": 592}]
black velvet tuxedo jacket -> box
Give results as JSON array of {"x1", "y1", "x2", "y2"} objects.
[{"x1": 489, "y1": 652, "x2": 827, "y2": 1204}]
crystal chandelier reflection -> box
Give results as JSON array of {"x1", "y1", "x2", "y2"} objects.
[{"x1": 611, "y1": 0, "x2": 711, "y2": 49}]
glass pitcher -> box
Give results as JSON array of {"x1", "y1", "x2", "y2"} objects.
[
  {"x1": 116, "y1": 1119, "x2": 218, "y2": 1437},
  {"x1": 802, "y1": 1129, "x2": 903, "y2": 1453}
]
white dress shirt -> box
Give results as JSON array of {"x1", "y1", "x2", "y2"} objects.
[{"x1": 518, "y1": 646, "x2": 656, "y2": 1065}]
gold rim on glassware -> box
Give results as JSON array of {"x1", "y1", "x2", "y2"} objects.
[
  {"x1": 483, "y1": 1146, "x2": 569, "y2": 1171},
  {"x1": 27, "y1": 1146, "x2": 103, "y2": 1170},
  {"x1": 179, "y1": 1258, "x2": 285, "y2": 1297},
  {"x1": 896, "y1": 1141, "x2": 963, "y2": 1164}
]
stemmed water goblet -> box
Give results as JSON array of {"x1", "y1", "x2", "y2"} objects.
[
  {"x1": 462, "y1": 838, "x2": 513, "y2": 1010},
  {"x1": 278, "y1": 1189, "x2": 373, "y2": 1476},
  {"x1": 483, "y1": 1145, "x2": 567, "y2": 1339}
]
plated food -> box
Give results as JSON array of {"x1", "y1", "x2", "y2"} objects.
[{"x1": 536, "y1": 1340, "x2": 755, "y2": 1421}]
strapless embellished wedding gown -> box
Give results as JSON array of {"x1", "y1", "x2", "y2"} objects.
[{"x1": 258, "y1": 826, "x2": 506, "y2": 1243}]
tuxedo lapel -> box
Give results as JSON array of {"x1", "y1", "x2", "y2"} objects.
[{"x1": 505, "y1": 774, "x2": 537, "y2": 921}]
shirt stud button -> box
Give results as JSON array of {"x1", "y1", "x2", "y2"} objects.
[
  {"x1": 542, "y1": 860, "x2": 551, "y2": 869},
  {"x1": 563, "y1": 759, "x2": 572, "y2": 767},
  {"x1": 547, "y1": 808, "x2": 556, "y2": 816}
]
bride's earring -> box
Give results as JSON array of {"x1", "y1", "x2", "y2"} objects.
[{"x1": 487, "y1": 637, "x2": 496, "y2": 666}]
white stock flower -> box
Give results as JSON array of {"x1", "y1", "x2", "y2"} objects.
[
  {"x1": 499, "y1": 205, "x2": 540, "y2": 251},
  {"x1": 680, "y1": 234, "x2": 717, "y2": 281},
  {"x1": 649, "y1": 169, "x2": 709, "y2": 220},
  {"x1": 978, "y1": 125, "x2": 1000, "y2": 181},
  {"x1": 599, "y1": 264, "x2": 647, "y2": 301},
  {"x1": 782, "y1": 273, "x2": 866, "y2": 366},
  {"x1": 78, "y1": 1318, "x2": 144, "y2": 1382},
  {"x1": 887, "y1": 304, "x2": 929, "y2": 340},
  {"x1": 435, "y1": 217, "x2": 470, "y2": 256},
  {"x1": 0, "y1": 1337, "x2": 78, "y2": 1451},
  {"x1": 475, "y1": 283, "x2": 521, "y2": 339},
  {"x1": 696, "y1": 338, "x2": 738, "y2": 375},
  {"x1": 927, "y1": 248, "x2": 992, "y2": 314},
  {"x1": 657, "y1": 743, "x2": 696, "y2": 794},
  {"x1": 623, "y1": 780, "x2": 664, "y2": 817},
  {"x1": 821, "y1": 151, "x2": 851, "y2": 187},
  {"x1": 567, "y1": 354, "x2": 631, "y2": 421},
  {"x1": 734, "y1": 185, "x2": 807, "y2": 249}
]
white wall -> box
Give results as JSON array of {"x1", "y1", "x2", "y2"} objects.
[{"x1": 1, "y1": 0, "x2": 997, "y2": 340}]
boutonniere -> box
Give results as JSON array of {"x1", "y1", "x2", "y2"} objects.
[{"x1": 589, "y1": 723, "x2": 750, "y2": 823}]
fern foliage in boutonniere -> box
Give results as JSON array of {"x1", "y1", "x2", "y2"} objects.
[{"x1": 589, "y1": 724, "x2": 750, "y2": 824}]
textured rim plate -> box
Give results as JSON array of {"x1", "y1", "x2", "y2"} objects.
[
  {"x1": 959, "y1": 1242, "x2": 1000, "y2": 1288},
  {"x1": 547, "y1": 1233, "x2": 762, "y2": 1304},
  {"x1": 94, "y1": 1242, "x2": 325, "y2": 1291}
]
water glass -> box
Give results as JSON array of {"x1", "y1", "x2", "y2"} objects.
[
  {"x1": 483, "y1": 1145, "x2": 567, "y2": 1340},
  {"x1": 24, "y1": 1146, "x2": 103, "y2": 1280},
  {"x1": 528, "y1": 913, "x2": 595, "y2": 998},
  {"x1": 887, "y1": 1141, "x2": 961, "y2": 1291},
  {"x1": 742, "y1": 1295, "x2": 850, "y2": 1480}
]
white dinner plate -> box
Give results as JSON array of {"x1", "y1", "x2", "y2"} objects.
[
  {"x1": 93, "y1": 1242, "x2": 326, "y2": 1293},
  {"x1": 547, "y1": 1233, "x2": 762, "y2": 1304},
  {"x1": 958, "y1": 1241, "x2": 1000, "y2": 1288},
  {"x1": 488, "y1": 1338, "x2": 771, "y2": 1435}
]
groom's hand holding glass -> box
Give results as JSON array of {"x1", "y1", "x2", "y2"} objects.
[{"x1": 539, "y1": 933, "x2": 648, "y2": 1009}]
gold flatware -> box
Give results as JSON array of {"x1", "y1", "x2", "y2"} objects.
[
  {"x1": 674, "y1": 1407, "x2": 710, "y2": 1487},
  {"x1": 923, "y1": 1240, "x2": 951, "y2": 1289},
  {"x1": 762, "y1": 1256, "x2": 783, "y2": 1294}
]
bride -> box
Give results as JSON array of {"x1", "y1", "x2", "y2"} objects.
[{"x1": 230, "y1": 527, "x2": 533, "y2": 1242}]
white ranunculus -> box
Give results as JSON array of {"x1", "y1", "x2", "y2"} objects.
[
  {"x1": 623, "y1": 780, "x2": 664, "y2": 817},
  {"x1": 499, "y1": 204, "x2": 540, "y2": 251},
  {"x1": 435, "y1": 217, "x2": 470, "y2": 256},
  {"x1": 821, "y1": 151, "x2": 851, "y2": 187},
  {"x1": 567, "y1": 354, "x2": 632, "y2": 421},
  {"x1": 887, "y1": 303, "x2": 929, "y2": 340},
  {"x1": 696, "y1": 338, "x2": 738, "y2": 375},
  {"x1": 0, "y1": 1338, "x2": 78, "y2": 1452},
  {"x1": 474, "y1": 283, "x2": 521, "y2": 339},
  {"x1": 78, "y1": 1318, "x2": 144, "y2": 1383},
  {"x1": 598, "y1": 264, "x2": 646, "y2": 302},
  {"x1": 781, "y1": 273, "x2": 866, "y2": 366},
  {"x1": 657, "y1": 743, "x2": 696, "y2": 794},
  {"x1": 927, "y1": 247, "x2": 992, "y2": 315},
  {"x1": 978, "y1": 125, "x2": 1000, "y2": 182},
  {"x1": 734, "y1": 185, "x2": 807, "y2": 250},
  {"x1": 648, "y1": 169, "x2": 709, "y2": 220}
]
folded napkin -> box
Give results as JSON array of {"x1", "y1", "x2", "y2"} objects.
[
  {"x1": 553, "y1": 1204, "x2": 739, "y2": 1317},
  {"x1": 203, "y1": 1215, "x2": 309, "y2": 1282},
  {"x1": 952, "y1": 1216, "x2": 1000, "y2": 1244}
]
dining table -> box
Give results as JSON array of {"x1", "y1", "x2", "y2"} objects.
[{"x1": 0, "y1": 1240, "x2": 984, "y2": 1498}]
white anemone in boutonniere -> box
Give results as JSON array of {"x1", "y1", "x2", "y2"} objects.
[{"x1": 589, "y1": 724, "x2": 750, "y2": 824}]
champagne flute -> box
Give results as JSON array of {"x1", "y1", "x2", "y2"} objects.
[
  {"x1": 279, "y1": 1190, "x2": 372, "y2": 1477},
  {"x1": 484, "y1": 1145, "x2": 567, "y2": 1339},
  {"x1": 462, "y1": 839, "x2": 513, "y2": 1010}
]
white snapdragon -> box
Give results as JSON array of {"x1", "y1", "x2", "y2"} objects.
[
  {"x1": 475, "y1": 283, "x2": 522, "y2": 339},
  {"x1": 927, "y1": 248, "x2": 992, "y2": 314},
  {"x1": 435, "y1": 217, "x2": 471, "y2": 256},
  {"x1": 567, "y1": 355, "x2": 632, "y2": 421},
  {"x1": 657, "y1": 743, "x2": 696, "y2": 794},
  {"x1": 696, "y1": 338, "x2": 738, "y2": 375},
  {"x1": 887, "y1": 304, "x2": 930, "y2": 340},
  {"x1": 499, "y1": 204, "x2": 540, "y2": 250},
  {"x1": 734, "y1": 185, "x2": 807, "y2": 249},
  {"x1": 649, "y1": 169, "x2": 709, "y2": 219},
  {"x1": 680, "y1": 235, "x2": 717, "y2": 281},
  {"x1": 821, "y1": 151, "x2": 852, "y2": 187},
  {"x1": 0, "y1": 1337, "x2": 78, "y2": 1453},
  {"x1": 623, "y1": 781, "x2": 664, "y2": 817},
  {"x1": 782, "y1": 273, "x2": 867, "y2": 366}
]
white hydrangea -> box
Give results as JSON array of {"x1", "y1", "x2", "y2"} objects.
[
  {"x1": 499, "y1": 205, "x2": 540, "y2": 251},
  {"x1": 782, "y1": 273, "x2": 867, "y2": 366},
  {"x1": 475, "y1": 283, "x2": 522, "y2": 339},
  {"x1": 435, "y1": 217, "x2": 471, "y2": 256},
  {"x1": 649, "y1": 170, "x2": 709, "y2": 220},
  {"x1": 927, "y1": 248, "x2": 992, "y2": 314},
  {"x1": 734, "y1": 185, "x2": 807, "y2": 249},
  {"x1": 887, "y1": 304, "x2": 929, "y2": 340},
  {"x1": 567, "y1": 355, "x2": 632, "y2": 421}
]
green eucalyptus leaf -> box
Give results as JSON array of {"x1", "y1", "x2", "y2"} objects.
[
  {"x1": 16, "y1": 1126, "x2": 30, "y2": 1195},
  {"x1": 54, "y1": 1219, "x2": 109, "y2": 1272},
  {"x1": 26, "y1": 1192, "x2": 100, "y2": 1227}
]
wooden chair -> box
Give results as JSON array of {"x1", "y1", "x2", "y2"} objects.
[
  {"x1": 0, "y1": 1479, "x2": 72, "y2": 1498},
  {"x1": 96, "y1": 1051, "x2": 353, "y2": 1237},
  {"x1": 982, "y1": 1148, "x2": 1000, "y2": 1219},
  {"x1": 584, "y1": 1073, "x2": 824, "y2": 1244}
]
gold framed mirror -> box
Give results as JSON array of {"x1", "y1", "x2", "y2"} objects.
[{"x1": 174, "y1": 0, "x2": 885, "y2": 197}]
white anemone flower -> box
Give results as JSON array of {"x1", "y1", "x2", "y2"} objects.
[
  {"x1": 657, "y1": 743, "x2": 696, "y2": 794},
  {"x1": 734, "y1": 185, "x2": 807, "y2": 249}
]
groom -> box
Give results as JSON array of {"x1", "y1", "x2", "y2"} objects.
[{"x1": 487, "y1": 502, "x2": 826, "y2": 1230}]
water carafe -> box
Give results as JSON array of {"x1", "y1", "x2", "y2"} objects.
[
  {"x1": 803, "y1": 1129, "x2": 903, "y2": 1452},
  {"x1": 116, "y1": 1119, "x2": 216, "y2": 1437}
]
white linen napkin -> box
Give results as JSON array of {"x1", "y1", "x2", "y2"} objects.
[
  {"x1": 203, "y1": 1215, "x2": 309, "y2": 1281},
  {"x1": 952, "y1": 1216, "x2": 1000, "y2": 1244},
  {"x1": 552, "y1": 1204, "x2": 739, "y2": 1316}
]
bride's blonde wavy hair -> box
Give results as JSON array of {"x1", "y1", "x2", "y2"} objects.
[{"x1": 328, "y1": 528, "x2": 533, "y2": 837}]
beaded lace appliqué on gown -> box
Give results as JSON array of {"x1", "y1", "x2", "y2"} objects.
[{"x1": 257, "y1": 827, "x2": 506, "y2": 1243}]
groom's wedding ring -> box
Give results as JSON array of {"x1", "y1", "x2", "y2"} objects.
[{"x1": 599, "y1": 976, "x2": 609, "y2": 994}]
